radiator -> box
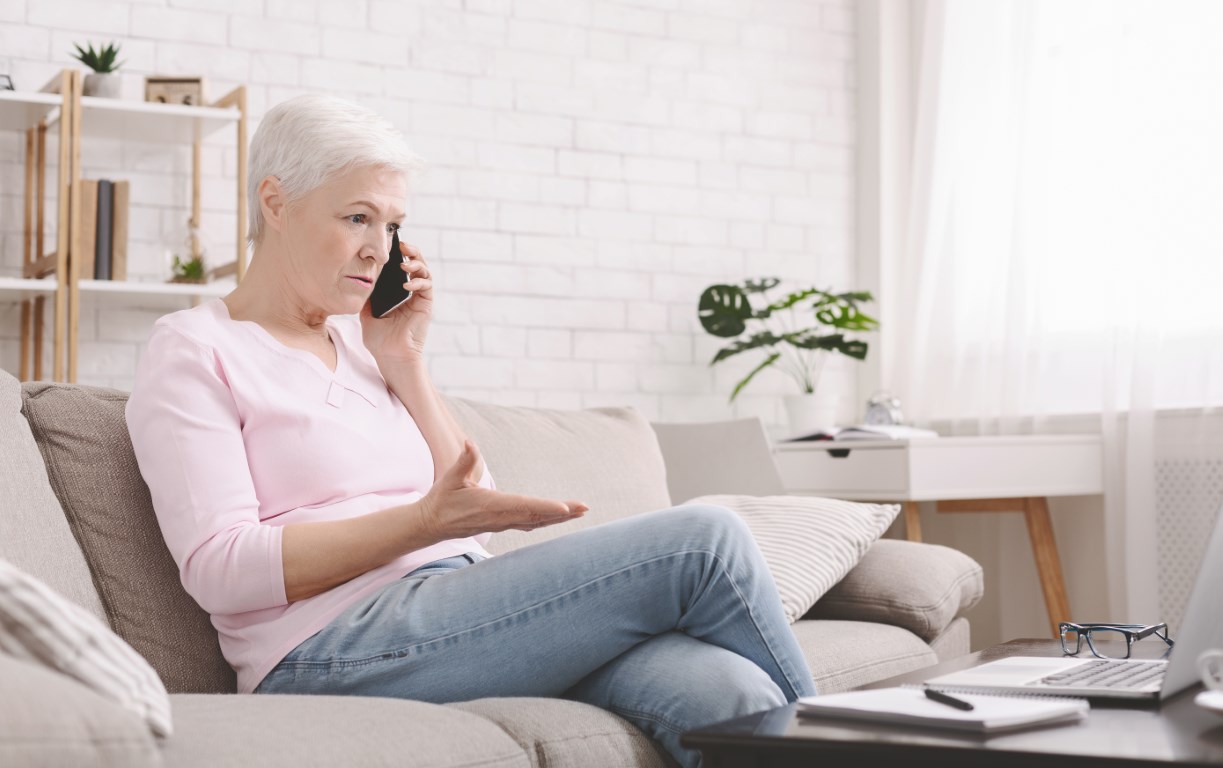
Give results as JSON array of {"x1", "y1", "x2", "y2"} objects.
[{"x1": 1156, "y1": 457, "x2": 1223, "y2": 635}]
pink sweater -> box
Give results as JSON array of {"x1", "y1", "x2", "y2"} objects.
[{"x1": 125, "y1": 299, "x2": 494, "y2": 694}]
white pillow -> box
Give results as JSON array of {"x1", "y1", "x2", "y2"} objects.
[
  {"x1": 685, "y1": 495, "x2": 900, "y2": 624},
  {"x1": 0, "y1": 558, "x2": 173, "y2": 738}
]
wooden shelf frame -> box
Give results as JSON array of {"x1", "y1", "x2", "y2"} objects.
[{"x1": 4, "y1": 68, "x2": 249, "y2": 382}]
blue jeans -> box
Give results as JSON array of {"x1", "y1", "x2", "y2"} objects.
[{"x1": 254, "y1": 504, "x2": 817, "y2": 768}]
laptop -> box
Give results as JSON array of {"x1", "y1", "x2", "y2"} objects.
[{"x1": 924, "y1": 503, "x2": 1223, "y2": 701}]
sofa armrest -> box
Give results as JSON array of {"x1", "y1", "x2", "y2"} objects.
[{"x1": 802, "y1": 539, "x2": 984, "y2": 641}]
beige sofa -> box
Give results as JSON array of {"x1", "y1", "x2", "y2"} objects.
[{"x1": 0, "y1": 369, "x2": 983, "y2": 767}]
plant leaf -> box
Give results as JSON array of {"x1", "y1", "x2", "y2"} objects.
[
  {"x1": 710, "y1": 330, "x2": 786, "y2": 363},
  {"x1": 728, "y1": 352, "x2": 780, "y2": 402},
  {"x1": 757, "y1": 287, "x2": 827, "y2": 319},
  {"x1": 742, "y1": 277, "x2": 781, "y2": 294},
  {"x1": 840, "y1": 340, "x2": 868, "y2": 360},
  {"x1": 698, "y1": 284, "x2": 754, "y2": 338}
]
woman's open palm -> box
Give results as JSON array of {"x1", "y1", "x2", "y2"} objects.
[{"x1": 419, "y1": 440, "x2": 588, "y2": 539}]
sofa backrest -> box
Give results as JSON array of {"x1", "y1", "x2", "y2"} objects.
[
  {"x1": 0, "y1": 370, "x2": 109, "y2": 624},
  {"x1": 442, "y1": 396, "x2": 673, "y2": 555},
  {"x1": 18, "y1": 380, "x2": 237, "y2": 694}
]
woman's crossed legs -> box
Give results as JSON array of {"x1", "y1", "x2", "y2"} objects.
[{"x1": 255, "y1": 504, "x2": 817, "y2": 767}]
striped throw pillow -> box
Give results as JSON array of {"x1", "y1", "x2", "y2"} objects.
[
  {"x1": 686, "y1": 495, "x2": 900, "y2": 624},
  {"x1": 0, "y1": 558, "x2": 173, "y2": 737}
]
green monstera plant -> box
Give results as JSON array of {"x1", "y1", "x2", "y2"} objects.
[{"x1": 698, "y1": 277, "x2": 879, "y2": 403}]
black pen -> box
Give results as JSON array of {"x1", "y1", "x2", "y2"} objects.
[{"x1": 923, "y1": 687, "x2": 975, "y2": 711}]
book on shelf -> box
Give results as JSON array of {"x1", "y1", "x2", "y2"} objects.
[
  {"x1": 79, "y1": 180, "x2": 98, "y2": 280},
  {"x1": 781, "y1": 424, "x2": 940, "y2": 443},
  {"x1": 79, "y1": 178, "x2": 129, "y2": 281},
  {"x1": 111, "y1": 180, "x2": 129, "y2": 281},
  {"x1": 95, "y1": 179, "x2": 113, "y2": 280},
  {"x1": 796, "y1": 685, "x2": 1089, "y2": 734}
]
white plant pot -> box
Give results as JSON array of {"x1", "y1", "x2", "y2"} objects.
[
  {"x1": 83, "y1": 73, "x2": 121, "y2": 98},
  {"x1": 783, "y1": 391, "x2": 840, "y2": 436}
]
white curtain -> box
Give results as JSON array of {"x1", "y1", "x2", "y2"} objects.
[{"x1": 890, "y1": 0, "x2": 1223, "y2": 625}]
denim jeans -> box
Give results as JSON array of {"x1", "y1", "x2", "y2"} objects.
[{"x1": 254, "y1": 504, "x2": 817, "y2": 768}]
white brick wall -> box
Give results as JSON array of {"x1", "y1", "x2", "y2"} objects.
[{"x1": 0, "y1": 0, "x2": 859, "y2": 434}]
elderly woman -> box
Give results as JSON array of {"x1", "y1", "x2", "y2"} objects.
[{"x1": 125, "y1": 94, "x2": 816, "y2": 768}]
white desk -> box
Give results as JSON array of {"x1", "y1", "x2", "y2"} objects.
[{"x1": 773, "y1": 435, "x2": 1104, "y2": 636}]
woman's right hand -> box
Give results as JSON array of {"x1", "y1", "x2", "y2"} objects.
[{"x1": 417, "y1": 439, "x2": 588, "y2": 540}]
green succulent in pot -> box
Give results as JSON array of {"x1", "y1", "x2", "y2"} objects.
[
  {"x1": 698, "y1": 277, "x2": 879, "y2": 403},
  {"x1": 71, "y1": 41, "x2": 125, "y2": 74}
]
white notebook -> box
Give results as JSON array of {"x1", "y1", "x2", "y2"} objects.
[{"x1": 797, "y1": 686, "x2": 1089, "y2": 734}]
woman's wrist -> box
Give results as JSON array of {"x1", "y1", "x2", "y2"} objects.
[{"x1": 374, "y1": 351, "x2": 426, "y2": 377}]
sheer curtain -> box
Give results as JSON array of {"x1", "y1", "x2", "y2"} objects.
[{"x1": 888, "y1": 0, "x2": 1223, "y2": 626}]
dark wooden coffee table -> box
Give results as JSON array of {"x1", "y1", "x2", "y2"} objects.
[{"x1": 681, "y1": 639, "x2": 1223, "y2": 767}]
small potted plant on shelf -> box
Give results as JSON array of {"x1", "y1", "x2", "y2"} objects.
[
  {"x1": 71, "y1": 41, "x2": 124, "y2": 98},
  {"x1": 698, "y1": 277, "x2": 878, "y2": 434},
  {"x1": 169, "y1": 254, "x2": 206, "y2": 284}
]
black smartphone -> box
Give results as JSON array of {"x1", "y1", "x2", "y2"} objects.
[{"x1": 370, "y1": 229, "x2": 413, "y2": 318}]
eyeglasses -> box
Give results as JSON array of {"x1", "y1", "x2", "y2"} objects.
[{"x1": 1059, "y1": 622, "x2": 1174, "y2": 660}]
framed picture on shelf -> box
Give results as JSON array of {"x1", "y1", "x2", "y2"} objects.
[
  {"x1": 0, "y1": 75, "x2": 14, "y2": 91},
  {"x1": 144, "y1": 76, "x2": 204, "y2": 106}
]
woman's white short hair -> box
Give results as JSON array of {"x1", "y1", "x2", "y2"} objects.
[{"x1": 247, "y1": 93, "x2": 422, "y2": 246}]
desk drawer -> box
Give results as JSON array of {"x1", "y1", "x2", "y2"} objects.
[{"x1": 773, "y1": 446, "x2": 908, "y2": 497}]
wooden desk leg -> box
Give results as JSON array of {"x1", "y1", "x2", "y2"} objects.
[
  {"x1": 938, "y1": 496, "x2": 1072, "y2": 638},
  {"x1": 902, "y1": 502, "x2": 922, "y2": 543},
  {"x1": 1023, "y1": 497, "x2": 1071, "y2": 638}
]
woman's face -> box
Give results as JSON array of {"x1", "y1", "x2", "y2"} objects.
[{"x1": 276, "y1": 164, "x2": 408, "y2": 317}]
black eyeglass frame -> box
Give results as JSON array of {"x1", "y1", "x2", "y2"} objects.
[{"x1": 1059, "y1": 622, "x2": 1174, "y2": 660}]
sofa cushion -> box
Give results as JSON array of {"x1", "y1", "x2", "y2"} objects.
[
  {"x1": 165, "y1": 693, "x2": 530, "y2": 768},
  {"x1": 443, "y1": 396, "x2": 673, "y2": 555},
  {"x1": 451, "y1": 697, "x2": 675, "y2": 768},
  {"x1": 929, "y1": 616, "x2": 971, "y2": 662},
  {"x1": 804, "y1": 539, "x2": 984, "y2": 642},
  {"x1": 0, "y1": 651, "x2": 159, "y2": 768},
  {"x1": 685, "y1": 494, "x2": 899, "y2": 624},
  {"x1": 0, "y1": 558, "x2": 173, "y2": 737},
  {"x1": 20, "y1": 381, "x2": 236, "y2": 694},
  {"x1": 792, "y1": 619, "x2": 938, "y2": 694},
  {"x1": 0, "y1": 369, "x2": 107, "y2": 622}
]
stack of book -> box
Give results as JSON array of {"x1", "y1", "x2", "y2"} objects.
[{"x1": 79, "y1": 179, "x2": 129, "y2": 281}]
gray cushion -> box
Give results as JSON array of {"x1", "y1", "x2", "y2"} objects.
[
  {"x1": 165, "y1": 693, "x2": 530, "y2": 768},
  {"x1": 0, "y1": 369, "x2": 107, "y2": 623},
  {"x1": 443, "y1": 396, "x2": 673, "y2": 555},
  {"x1": 804, "y1": 539, "x2": 984, "y2": 641},
  {"x1": 792, "y1": 619, "x2": 938, "y2": 694},
  {"x1": 20, "y1": 381, "x2": 236, "y2": 694},
  {"x1": 0, "y1": 651, "x2": 159, "y2": 768},
  {"x1": 451, "y1": 697, "x2": 675, "y2": 768}
]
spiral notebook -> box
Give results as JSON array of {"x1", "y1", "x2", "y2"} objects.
[{"x1": 796, "y1": 685, "x2": 1089, "y2": 734}]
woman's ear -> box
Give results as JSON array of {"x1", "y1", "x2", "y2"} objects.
[{"x1": 258, "y1": 176, "x2": 288, "y2": 234}]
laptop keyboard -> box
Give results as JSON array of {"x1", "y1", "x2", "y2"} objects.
[{"x1": 1038, "y1": 659, "x2": 1166, "y2": 690}]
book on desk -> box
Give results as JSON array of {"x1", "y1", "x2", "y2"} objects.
[
  {"x1": 781, "y1": 425, "x2": 940, "y2": 443},
  {"x1": 796, "y1": 685, "x2": 1089, "y2": 734}
]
